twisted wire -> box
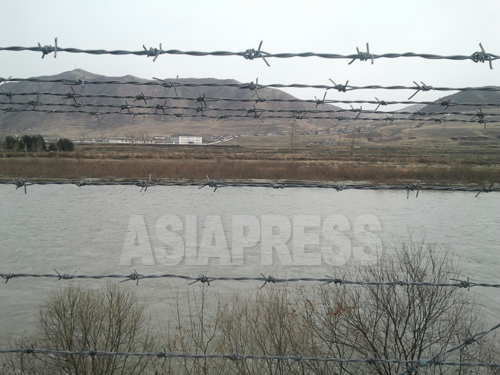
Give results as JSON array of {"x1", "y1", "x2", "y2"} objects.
[
  {"x1": 398, "y1": 323, "x2": 500, "y2": 374},
  {"x1": 4, "y1": 99, "x2": 500, "y2": 119},
  {"x1": 1, "y1": 179, "x2": 499, "y2": 194},
  {"x1": 1, "y1": 107, "x2": 496, "y2": 124},
  {"x1": 0, "y1": 42, "x2": 498, "y2": 68},
  {"x1": 1, "y1": 346, "x2": 500, "y2": 369},
  {"x1": 3, "y1": 91, "x2": 500, "y2": 108},
  {"x1": 2, "y1": 77, "x2": 500, "y2": 93},
  {"x1": 1, "y1": 270, "x2": 499, "y2": 289}
]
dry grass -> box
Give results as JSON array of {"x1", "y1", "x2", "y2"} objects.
[{"x1": 0, "y1": 156, "x2": 498, "y2": 185}]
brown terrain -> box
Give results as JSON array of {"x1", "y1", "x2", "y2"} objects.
[{"x1": 1, "y1": 70, "x2": 499, "y2": 185}]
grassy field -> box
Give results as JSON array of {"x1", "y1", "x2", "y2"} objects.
[{"x1": 1, "y1": 127, "x2": 499, "y2": 185}]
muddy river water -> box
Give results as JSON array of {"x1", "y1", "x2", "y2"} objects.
[{"x1": 1, "y1": 185, "x2": 499, "y2": 344}]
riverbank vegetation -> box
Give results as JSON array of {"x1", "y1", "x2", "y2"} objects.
[
  {"x1": 1, "y1": 142, "x2": 499, "y2": 185},
  {"x1": 4, "y1": 241, "x2": 499, "y2": 374}
]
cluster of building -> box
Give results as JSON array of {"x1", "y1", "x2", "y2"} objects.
[
  {"x1": 73, "y1": 125, "x2": 376, "y2": 145},
  {"x1": 81, "y1": 135, "x2": 204, "y2": 145}
]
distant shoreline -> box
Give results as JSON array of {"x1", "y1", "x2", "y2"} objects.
[{"x1": 1, "y1": 155, "x2": 497, "y2": 187}]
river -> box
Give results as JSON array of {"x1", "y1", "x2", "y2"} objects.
[{"x1": 1, "y1": 184, "x2": 499, "y2": 344}]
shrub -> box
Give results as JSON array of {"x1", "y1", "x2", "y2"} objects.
[
  {"x1": 56, "y1": 138, "x2": 75, "y2": 152},
  {"x1": 4, "y1": 135, "x2": 46, "y2": 152},
  {"x1": 5, "y1": 283, "x2": 158, "y2": 374},
  {"x1": 162, "y1": 239, "x2": 499, "y2": 375}
]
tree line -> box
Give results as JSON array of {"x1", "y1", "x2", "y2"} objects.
[{"x1": 3, "y1": 135, "x2": 75, "y2": 152}]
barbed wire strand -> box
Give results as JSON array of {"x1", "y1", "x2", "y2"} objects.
[
  {"x1": 1, "y1": 346, "x2": 500, "y2": 370},
  {"x1": 1, "y1": 108, "x2": 496, "y2": 126},
  {"x1": 1, "y1": 270, "x2": 499, "y2": 289},
  {"x1": 3, "y1": 100, "x2": 500, "y2": 120},
  {"x1": 2, "y1": 76, "x2": 500, "y2": 93},
  {"x1": 1, "y1": 180, "x2": 499, "y2": 197},
  {"x1": 397, "y1": 322, "x2": 500, "y2": 374},
  {"x1": 2, "y1": 91, "x2": 500, "y2": 108},
  {"x1": 0, "y1": 41, "x2": 497, "y2": 68}
]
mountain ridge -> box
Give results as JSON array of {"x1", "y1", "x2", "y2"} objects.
[{"x1": 0, "y1": 69, "x2": 350, "y2": 138}]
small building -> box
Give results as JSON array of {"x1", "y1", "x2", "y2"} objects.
[{"x1": 170, "y1": 135, "x2": 202, "y2": 145}]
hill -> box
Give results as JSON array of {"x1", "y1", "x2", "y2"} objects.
[
  {"x1": 414, "y1": 88, "x2": 500, "y2": 114},
  {"x1": 0, "y1": 69, "x2": 349, "y2": 138}
]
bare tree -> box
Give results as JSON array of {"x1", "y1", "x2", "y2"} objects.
[
  {"x1": 298, "y1": 238, "x2": 498, "y2": 375},
  {"x1": 5, "y1": 283, "x2": 158, "y2": 375},
  {"x1": 79, "y1": 131, "x2": 88, "y2": 143}
]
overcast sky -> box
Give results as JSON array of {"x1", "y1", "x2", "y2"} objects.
[{"x1": 1, "y1": 0, "x2": 499, "y2": 110}]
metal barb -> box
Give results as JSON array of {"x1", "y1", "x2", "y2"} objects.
[
  {"x1": 350, "y1": 105, "x2": 362, "y2": 118},
  {"x1": 199, "y1": 173, "x2": 219, "y2": 192},
  {"x1": 13, "y1": 179, "x2": 28, "y2": 194},
  {"x1": 439, "y1": 98, "x2": 451, "y2": 109},
  {"x1": 120, "y1": 101, "x2": 132, "y2": 114},
  {"x1": 189, "y1": 274, "x2": 211, "y2": 285},
  {"x1": 143, "y1": 43, "x2": 163, "y2": 62},
  {"x1": 38, "y1": 37, "x2": 57, "y2": 58},
  {"x1": 153, "y1": 77, "x2": 179, "y2": 96},
  {"x1": 333, "y1": 181, "x2": 346, "y2": 191},
  {"x1": 74, "y1": 179, "x2": 91, "y2": 187},
  {"x1": 397, "y1": 179, "x2": 422, "y2": 199},
  {"x1": 260, "y1": 273, "x2": 276, "y2": 289},
  {"x1": 349, "y1": 43, "x2": 373, "y2": 65},
  {"x1": 470, "y1": 43, "x2": 494, "y2": 69},
  {"x1": 315, "y1": 92, "x2": 327, "y2": 107},
  {"x1": 243, "y1": 41, "x2": 270, "y2": 66},
  {"x1": 195, "y1": 93, "x2": 207, "y2": 108},
  {"x1": 451, "y1": 277, "x2": 471, "y2": 291},
  {"x1": 472, "y1": 108, "x2": 485, "y2": 121},
  {"x1": 475, "y1": 183, "x2": 494, "y2": 197},
  {"x1": 54, "y1": 269, "x2": 76, "y2": 280},
  {"x1": 155, "y1": 100, "x2": 167, "y2": 114},
  {"x1": 136, "y1": 179, "x2": 149, "y2": 192},
  {"x1": 328, "y1": 79, "x2": 349, "y2": 92},
  {"x1": 375, "y1": 97, "x2": 388, "y2": 111},
  {"x1": 134, "y1": 92, "x2": 147, "y2": 105},
  {"x1": 2, "y1": 273, "x2": 15, "y2": 283},
  {"x1": 120, "y1": 269, "x2": 142, "y2": 285},
  {"x1": 89, "y1": 109, "x2": 100, "y2": 120},
  {"x1": 241, "y1": 78, "x2": 261, "y2": 98},
  {"x1": 2, "y1": 88, "x2": 14, "y2": 102},
  {"x1": 324, "y1": 276, "x2": 344, "y2": 285},
  {"x1": 385, "y1": 115, "x2": 395, "y2": 124},
  {"x1": 408, "y1": 81, "x2": 433, "y2": 100},
  {"x1": 26, "y1": 95, "x2": 42, "y2": 110}
]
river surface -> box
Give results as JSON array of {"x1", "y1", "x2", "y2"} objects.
[{"x1": 1, "y1": 185, "x2": 499, "y2": 344}]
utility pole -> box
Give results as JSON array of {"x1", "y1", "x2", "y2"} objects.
[{"x1": 290, "y1": 121, "x2": 296, "y2": 158}]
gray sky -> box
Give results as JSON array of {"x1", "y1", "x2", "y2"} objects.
[{"x1": 1, "y1": 0, "x2": 499, "y2": 110}]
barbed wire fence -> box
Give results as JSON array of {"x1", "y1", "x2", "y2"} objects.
[
  {"x1": 1, "y1": 271, "x2": 499, "y2": 373},
  {"x1": 1, "y1": 40, "x2": 500, "y2": 373},
  {"x1": 1, "y1": 178, "x2": 499, "y2": 198},
  {"x1": 1, "y1": 88, "x2": 499, "y2": 126},
  {"x1": 2, "y1": 271, "x2": 500, "y2": 289},
  {"x1": 0, "y1": 40, "x2": 497, "y2": 68}
]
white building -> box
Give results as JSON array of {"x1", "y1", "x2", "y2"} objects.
[
  {"x1": 106, "y1": 138, "x2": 153, "y2": 144},
  {"x1": 170, "y1": 135, "x2": 202, "y2": 145}
]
